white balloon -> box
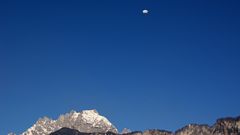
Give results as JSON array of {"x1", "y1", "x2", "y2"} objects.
[{"x1": 143, "y1": 9, "x2": 149, "y2": 14}]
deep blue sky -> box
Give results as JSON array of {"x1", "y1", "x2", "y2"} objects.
[{"x1": 1, "y1": 0, "x2": 240, "y2": 134}]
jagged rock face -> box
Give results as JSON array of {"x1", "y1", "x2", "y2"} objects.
[
  {"x1": 21, "y1": 110, "x2": 118, "y2": 135},
  {"x1": 175, "y1": 124, "x2": 211, "y2": 135},
  {"x1": 175, "y1": 116, "x2": 240, "y2": 135},
  {"x1": 212, "y1": 117, "x2": 240, "y2": 135}
]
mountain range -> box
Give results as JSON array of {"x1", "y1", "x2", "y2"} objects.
[
  {"x1": 21, "y1": 110, "x2": 117, "y2": 135},
  {"x1": 15, "y1": 109, "x2": 240, "y2": 135}
]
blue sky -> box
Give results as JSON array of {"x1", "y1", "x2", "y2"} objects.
[{"x1": 0, "y1": 0, "x2": 240, "y2": 134}]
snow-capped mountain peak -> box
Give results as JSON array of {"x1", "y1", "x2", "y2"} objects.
[
  {"x1": 21, "y1": 109, "x2": 118, "y2": 135},
  {"x1": 81, "y1": 110, "x2": 112, "y2": 126}
]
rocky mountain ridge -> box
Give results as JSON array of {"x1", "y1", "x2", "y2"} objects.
[
  {"x1": 18, "y1": 109, "x2": 240, "y2": 135},
  {"x1": 50, "y1": 115, "x2": 240, "y2": 135}
]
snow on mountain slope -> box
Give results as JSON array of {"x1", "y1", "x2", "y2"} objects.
[{"x1": 21, "y1": 109, "x2": 118, "y2": 135}]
